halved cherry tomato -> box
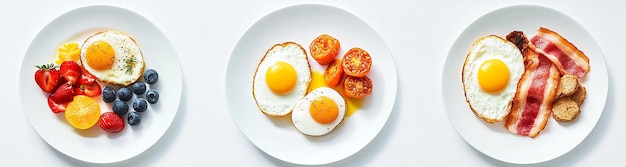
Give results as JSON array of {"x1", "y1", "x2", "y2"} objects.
[
  {"x1": 310, "y1": 34, "x2": 340, "y2": 65},
  {"x1": 343, "y1": 75, "x2": 373, "y2": 98},
  {"x1": 324, "y1": 59, "x2": 344, "y2": 87},
  {"x1": 341, "y1": 48, "x2": 372, "y2": 77}
]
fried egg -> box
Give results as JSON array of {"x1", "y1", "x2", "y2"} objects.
[
  {"x1": 292, "y1": 87, "x2": 345, "y2": 136},
  {"x1": 462, "y1": 35, "x2": 524, "y2": 123},
  {"x1": 80, "y1": 31, "x2": 144, "y2": 86},
  {"x1": 253, "y1": 42, "x2": 311, "y2": 116}
]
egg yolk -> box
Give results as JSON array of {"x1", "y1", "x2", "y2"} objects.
[
  {"x1": 477, "y1": 59, "x2": 510, "y2": 93},
  {"x1": 266, "y1": 61, "x2": 297, "y2": 95},
  {"x1": 86, "y1": 40, "x2": 115, "y2": 71},
  {"x1": 309, "y1": 71, "x2": 362, "y2": 117},
  {"x1": 310, "y1": 96, "x2": 339, "y2": 124}
]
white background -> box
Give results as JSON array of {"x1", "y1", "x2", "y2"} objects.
[{"x1": 1, "y1": 0, "x2": 624, "y2": 166}]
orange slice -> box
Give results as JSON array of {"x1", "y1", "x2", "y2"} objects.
[
  {"x1": 55, "y1": 42, "x2": 81, "y2": 65},
  {"x1": 65, "y1": 95, "x2": 100, "y2": 129}
]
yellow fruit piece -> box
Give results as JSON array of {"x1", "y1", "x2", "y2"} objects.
[
  {"x1": 55, "y1": 42, "x2": 81, "y2": 65},
  {"x1": 65, "y1": 95, "x2": 100, "y2": 130}
]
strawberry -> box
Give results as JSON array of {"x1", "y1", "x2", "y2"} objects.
[
  {"x1": 99, "y1": 112, "x2": 125, "y2": 133},
  {"x1": 78, "y1": 69, "x2": 97, "y2": 85},
  {"x1": 75, "y1": 82, "x2": 102, "y2": 97},
  {"x1": 59, "y1": 61, "x2": 82, "y2": 84},
  {"x1": 47, "y1": 95, "x2": 67, "y2": 113},
  {"x1": 34, "y1": 64, "x2": 61, "y2": 93},
  {"x1": 51, "y1": 83, "x2": 74, "y2": 103}
]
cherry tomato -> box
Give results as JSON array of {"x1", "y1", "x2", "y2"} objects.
[
  {"x1": 324, "y1": 59, "x2": 344, "y2": 87},
  {"x1": 343, "y1": 75, "x2": 373, "y2": 98},
  {"x1": 341, "y1": 48, "x2": 372, "y2": 77},
  {"x1": 310, "y1": 34, "x2": 340, "y2": 65}
]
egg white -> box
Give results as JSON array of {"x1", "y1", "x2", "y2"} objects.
[
  {"x1": 462, "y1": 35, "x2": 524, "y2": 123},
  {"x1": 81, "y1": 31, "x2": 144, "y2": 86},
  {"x1": 253, "y1": 42, "x2": 311, "y2": 116},
  {"x1": 292, "y1": 87, "x2": 346, "y2": 136}
]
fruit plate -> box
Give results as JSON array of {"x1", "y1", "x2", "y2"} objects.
[
  {"x1": 442, "y1": 5, "x2": 608, "y2": 164},
  {"x1": 226, "y1": 4, "x2": 397, "y2": 165},
  {"x1": 19, "y1": 5, "x2": 182, "y2": 163}
]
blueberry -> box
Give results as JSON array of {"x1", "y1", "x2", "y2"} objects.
[
  {"x1": 131, "y1": 82, "x2": 146, "y2": 95},
  {"x1": 133, "y1": 98, "x2": 148, "y2": 112},
  {"x1": 112, "y1": 100, "x2": 129, "y2": 115},
  {"x1": 117, "y1": 87, "x2": 132, "y2": 101},
  {"x1": 144, "y1": 69, "x2": 159, "y2": 84},
  {"x1": 146, "y1": 89, "x2": 159, "y2": 104},
  {"x1": 102, "y1": 86, "x2": 116, "y2": 103},
  {"x1": 127, "y1": 112, "x2": 141, "y2": 126}
]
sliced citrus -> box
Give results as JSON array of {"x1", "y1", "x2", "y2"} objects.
[
  {"x1": 65, "y1": 95, "x2": 101, "y2": 129},
  {"x1": 55, "y1": 42, "x2": 81, "y2": 65}
]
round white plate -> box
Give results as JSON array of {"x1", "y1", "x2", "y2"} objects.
[
  {"x1": 442, "y1": 5, "x2": 608, "y2": 164},
  {"x1": 19, "y1": 5, "x2": 182, "y2": 163},
  {"x1": 226, "y1": 4, "x2": 397, "y2": 165}
]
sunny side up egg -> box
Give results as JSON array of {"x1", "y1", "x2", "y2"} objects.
[
  {"x1": 253, "y1": 42, "x2": 312, "y2": 116},
  {"x1": 80, "y1": 31, "x2": 144, "y2": 86},
  {"x1": 292, "y1": 87, "x2": 346, "y2": 136},
  {"x1": 462, "y1": 35, "x2": 524, "y2": 123}
]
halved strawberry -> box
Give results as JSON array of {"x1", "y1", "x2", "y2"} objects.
[
  {"x1": 47, "y1": 95, "x2": 67, "y2": 113},
  {"x1": 78, "y1": 69, "x2": 97, "y2": 85},
  {"x1": 59, "y1": 61, "x2": 82, "y2": 84},
  {"x1": 51, "y1": 83, "x2": 74, "y2": 103},
  {"x1": 75, "y1": 82, "x2": 102, "y2": 97},
  {"x1": 34, "y1": 64, "x2": 61, "y2": 93}
]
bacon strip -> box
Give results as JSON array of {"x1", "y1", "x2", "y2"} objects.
[
  {"x1": 505, "y1": 32, "x2": 560, "y2": 138},
  {"x1": 531, "y1": 27, "x2": 590, "y2": 78}
]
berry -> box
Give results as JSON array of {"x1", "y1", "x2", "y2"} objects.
[
  {"x1": 99, "y1": 112, "x2": 125, "y2": 133},
  {"x1": 34, "y1": 63, "x2": 61, "y2": 93},
  {"x1": 59, "y1": 61, "x2": 82, "y2": 84},
  {"x1": 131, "y1": 82, "x2": 146, "y2": 95},
  {"x1": 144, "y1": 69, "x2": 159, "y2": 84},
  {"x1": 74, "y1": 82, "x2": 102, "y2": 97},
  {"x1": 50, "y1": 83, "x2": 74, "y2": 103},
  {"x1": 146, "y1": 89, "x2": 159, "y2": 104},
  {"x1": 133, "y1": 98, "x2": 148, "y2": 112},
  {"x1": 112, "y1": 100, "x2": 129, "y2": 115},
  {"x1": 47, "y1": 95, "x2": 67, "y2": 113},
  {"x1": 78, "y1": 69, "x2": 97, "y2": 85},
  {"x1": 102, "y1": 86, "x2": 116, "y2": 103},
  {"x1": 117, "y1": 87, "x2": 132, "y2": 101},
  {"x1": 127, "y1": 112, "x2": 141, "y2": 126}
]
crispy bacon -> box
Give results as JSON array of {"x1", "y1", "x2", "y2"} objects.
[
  {"x1": 505, "y1": 32, "x2": 560, "y2": 138},
  {"x1": 531, "y1": 27, "x2": 590, "y2": 78}
]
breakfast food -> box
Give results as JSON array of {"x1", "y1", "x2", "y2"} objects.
[
  {"x1": 531, "y1": 27, "x2": 590, "y2": 78},
  {"x1": 99, "y1": 112, "x2": 125, "y2": 133},
  {"x1": 292, "y1": 87, "x2": 346, "y2": 136},
  {"x1": 324, "y1": 59, "x2": 343, "y2": 87},
  {"x1": 556, "y1": 74, "x2": 579, "y2": 98},
  {"x1": 462, "y1": 35, "x2": 525, "y2": 123},
  {"x1": 252, "y1": 42, "x2": 312, "y2": 116},
  {"x1": 65, "y1": 95, "x2": 101, "y2": 130},
  {"x1": 463, "y1": 27, "x2": 590, "y2": 138},
  {"x1": 504, "y1": 33, "x2": 560, "y2": 138},
  {"x1": 341, "y1": 48, "x2": 372, "y2": 78},
  {"x1": 81, "y1": 31, "x2": 145, "y2": 86},
  {"x1": 310, "y1": 34, "x2": 341, "y2": 65},
  {"x1": 551, "y1": 98, "x2": 580, "y2": 122},
  {"x1": 34, "y1": 30, "x2": 161, "y2": 134},
  {"x1": 255, "y1": 34, "x2": 374, "y2": 136}
]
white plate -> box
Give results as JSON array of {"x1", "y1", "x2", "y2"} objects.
[
  {"x1": 19, "y1": 5, "x2": 182, "y2": 163},
  {"x1": 442, "y1": 5, "x2": 608, "y2": 164},
  {"x1": 226, "y1": 4, "x2": 397, "y2": 165}
]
